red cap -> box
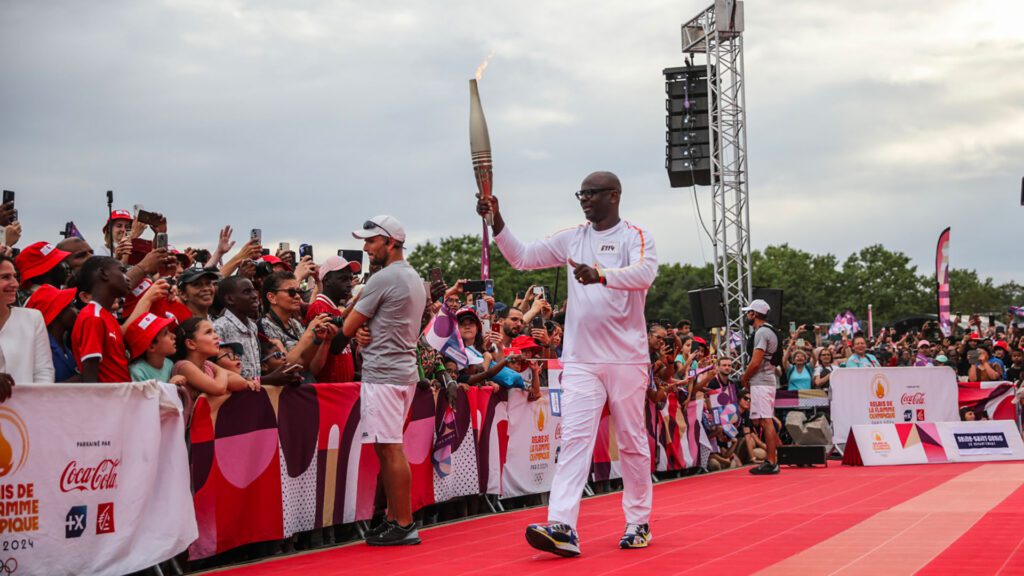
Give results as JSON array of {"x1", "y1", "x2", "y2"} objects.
[
  {"x1": 261, "y1": 255, "x2": 292, "y2": 271},
  {"x1": 510, "y1": 335, "x2": 542, "y2": 353},
  {"x1": 994, "y1": 340, "x2": 1010, "y2": 352},
  {"x1": 103, "y1": 209, "x2": 133, "y2": 231},
  {"x1": 969, "y1": 332, "x2": 982, "y2": 340},
  {"x1": 125, "y1": 312, "x2": 175, "y2": 360},
  {"x1": 14, "y1": 241, "x2": 71, "y2": 286},
  {"x1": 24, "y1": 284, "x2": 77, "y2": 326},
  {"x1": 692, "y1": 336, "x2": 708, "y2": 348}
]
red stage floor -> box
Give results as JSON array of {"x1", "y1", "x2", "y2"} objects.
[{"x1": 209, "y1": 462, "x2": 1024, "y2": 575}]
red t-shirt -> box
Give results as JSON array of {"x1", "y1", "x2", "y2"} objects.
[
  {"x1": 72, "y1": 302, "x2": 130, "y2": 383},
  {"x1": 305, "y1": 295, "x2": 355, "y2": 383}
]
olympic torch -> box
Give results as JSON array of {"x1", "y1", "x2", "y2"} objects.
[{"x1": 470, "y1": 78, "x2": 493, "y2": 279}]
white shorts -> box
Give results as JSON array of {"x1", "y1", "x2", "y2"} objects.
[
  {"x1": 360, "y1": 382, "x2": 414, "y2": 444},
  {"x1": 750, "y1": 386, "x2": 776, "y2": 420}
]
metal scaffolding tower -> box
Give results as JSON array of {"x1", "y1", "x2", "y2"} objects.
[{"x1": 681, "y1": 1, "x2": 753, "y2": 355}]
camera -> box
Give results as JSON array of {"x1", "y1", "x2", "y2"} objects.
[
  {"x1": 326, "y1": 315, "x2": 345, "y2": 327},
  {"x1": 253, "y1": 260, "x2": 274, "y2": 277}
]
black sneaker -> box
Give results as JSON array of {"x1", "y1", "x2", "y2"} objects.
[
  {"x1": 365, "y1": 518, "x2": 395, "y2": 539},
  {"x1": 366, "y1": 521, "x2": 421, "y2": 546},
  {"x1": 749, "y1": 461, "x2": 780, "y2": 475}
]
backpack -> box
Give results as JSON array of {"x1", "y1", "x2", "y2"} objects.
[{"x1": 746, "y1": 323, "x2": 783, "y2": 368}]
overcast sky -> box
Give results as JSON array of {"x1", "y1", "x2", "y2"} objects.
[{"x1": 2, "y1": 0, "x2": 1021, "y2": 283}]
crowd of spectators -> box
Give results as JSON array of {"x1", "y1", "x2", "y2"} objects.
[{"x1": 1, "y1": 198, "x2": 1021, "y2": 564}]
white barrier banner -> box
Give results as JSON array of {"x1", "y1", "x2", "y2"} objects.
[
  {"x1": 0, "y1": 383, "x2": 197, "y2": 576},
  {"x1": 831, "y1": 366, "x2": 959, "y2": 445},
  {"x1": 847, "y1": 420, "x2": 1024, "y2": 466},
  {"x1": 501, "y1": 390, "x2": 562, "y2": 498},
  {"x1": 940, "y1": 421, "x2": 1024, "y2": 461}
]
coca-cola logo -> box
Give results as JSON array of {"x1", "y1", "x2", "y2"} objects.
[
  {"x1": 900, "y1": 392, "x2": 926, "y2": 405},
  {"x1": 60, "y1": 459, "x2": 120, "y2": 492}
]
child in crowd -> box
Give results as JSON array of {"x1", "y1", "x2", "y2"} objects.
[
  {"x1": 127, "y1": 312, "x2": 186, "y2": 385},
  {"x1": 172, "y1": 317, "x2": 260, "y2": 398},
  {"x1": 214, "y1": 342, "x2": 245, "y2": 375},
  {"x1": 260, "y1": 340, "x2": 287, "y2": 376}
]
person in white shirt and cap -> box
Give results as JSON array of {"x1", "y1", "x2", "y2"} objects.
[
  {"x1": 739, "y1": 298, "x2": 781, "y2": 475},
  {"x1": 342, "y1": 214, "x2": 427, "y2": 547},
  {"x1": 477, "y1": 171, "x2": 658, "y2": 557}
]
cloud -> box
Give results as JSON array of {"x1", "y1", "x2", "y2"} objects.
[{"x1": 0, "y1": 0, "x2": 1021, "y2": 290}]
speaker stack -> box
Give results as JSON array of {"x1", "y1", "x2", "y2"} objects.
[
  {"x1": 752, "y1": 287, "x2": 783, "y2": 327},
  {"x1": 688, "y1": 286, "x2": 726, "y2": 329},
  {"x1": 663, "y1": 65, "x2": 713, "y2": 188}
]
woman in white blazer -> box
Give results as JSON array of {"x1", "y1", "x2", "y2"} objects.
[{"x1": 0, "y1": 254, "x2": 55, "y2": 397}]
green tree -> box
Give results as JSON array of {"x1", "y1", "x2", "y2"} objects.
[
  {"x1": 407, "y1": 235, "x2": 563, "y2": 306},
  {"x1": 750, "y1": 244, "x2": 842, "y2": 327},
  {"x1": 946, "y1": 269, "x2": 1023, "y2": 318},
  {"x1": 644, "y1": 262, "x2": 714, "y2": 325},
  {"x1": 836, "y1": 244, "x2": 931, "y2": 326}
]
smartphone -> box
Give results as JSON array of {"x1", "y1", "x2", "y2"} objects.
[
  {"x1": 279, "y1": 242, "x2": 290, "y2": 252},
  {"x1": 533, "y1": 286, "x2": 544, "y2": 297},
  {"x1": 475, "y1": 298, "x2": 488, "y2": 318},
  {"x1": 532, "y1": 314, "x2": 544, "y2": 329},
  {"x1": 299, "y1": 243, "x2": 313, "y2": 260},
  {"x1": 481, "y1": 318, "x2": 491, "y2": 334},
  {"x1": 789, "y1": 321, "x2": 796, "y2": 333},
  {"x1": 2, "y1": 190, "x2": 14, "y2": 205},
  {"x1": 429, "y1": 267, "x2": 443, "y2": 284},
  {"x1": 796, "y1": 338, "x2": 806, "y2": 348},
  {"x1": 463, "y1": 279, "x2": 488, "y2": 293},
  {"x1": 261, "y1": 248, "x2": 271, "y2": 256},
  {"x1": 10, "y1": 209, "x2": 16, "y2": 222},
  {"x1": 136, "y1": 209, "x2": 162, "y2": 226},
  {"x1": 133, "y1": 203, "x2": 144, "y2": 216},
  {"x1": 967, "y1": 349, "x2": 979, "y2": 363},
  {"x1": 154, "y1": 232, "x2": 168, "y2": 250},
  {"x1": 251, "y1": 228, "x2": 262, "y2": 245}
]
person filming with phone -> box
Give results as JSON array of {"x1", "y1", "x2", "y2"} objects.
[{"x1": 477, "y1": 171, "x2": 658, "y2": 556}]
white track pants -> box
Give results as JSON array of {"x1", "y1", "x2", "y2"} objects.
[{"x1": 547, "y1": 362, "x2": 652, "y2": 530}]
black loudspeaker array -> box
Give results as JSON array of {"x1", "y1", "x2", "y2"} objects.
[
  {"x1": 688, "y1": 286, "x2": 727, "y2": 329},
  {"x1": 664, "y1": 65, "x2": 713, "y2": 188},
  {"x1": 752, "y1": 287, "x2": 784, "y2": 327}
]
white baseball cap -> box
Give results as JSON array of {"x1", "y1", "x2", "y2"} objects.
[
  {"x1": 352, "y1": 215, "x2": 406, "y2": 243},
  {"x1": 740, "y1": 299, "x2": 771, "y2": 315}
]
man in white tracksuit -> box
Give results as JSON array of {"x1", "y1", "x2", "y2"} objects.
[{"x1": 476, "y1": 171, "x2": 658, "y2": 557}]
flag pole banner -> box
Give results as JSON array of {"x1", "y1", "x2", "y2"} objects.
[
  {"x1": 936, "y1": 227, "x2": 952, "y2": 336},
  {"x1": 1, "y1": 382, "x2": 196, "y2": 576},
  {"x1": 830, "y1": 367, "x2": 960, "y2": 446}
]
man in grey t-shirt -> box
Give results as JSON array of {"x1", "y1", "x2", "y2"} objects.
[
  {"x1": 343, "y1": 214, "x2": 426, "y2": 546},
  {"x1": 739, "y1": 299, "x2": 780, "y2": 475}
]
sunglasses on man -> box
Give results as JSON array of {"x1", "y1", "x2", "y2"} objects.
[{"x1": 362, "y1": 220, "x2": 392, "y2": 238}]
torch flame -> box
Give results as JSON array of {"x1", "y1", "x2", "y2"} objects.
[{"x1": 474, "y1": 51, "x2": 495, "y2": 82}]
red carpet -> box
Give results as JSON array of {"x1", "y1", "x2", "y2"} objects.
[{"x1": 208, "y1": 462, "x2": 1024, "y2": 575}]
